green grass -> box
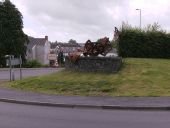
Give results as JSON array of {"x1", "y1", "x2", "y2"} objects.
[{"x1": 9, "y1": 58, "x2": 170, "y2": 96}]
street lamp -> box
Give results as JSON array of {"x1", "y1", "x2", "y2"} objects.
[{"x1": 136, "y1": 8, "x2": 141, "y2": 29}]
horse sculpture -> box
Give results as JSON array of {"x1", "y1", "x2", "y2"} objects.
[
  {"x1": 68, "y1": 37, "x2": 112, "y2": 63},
  {"x1": 83, "y1": 37, "x2": 112, "y2": 57}
]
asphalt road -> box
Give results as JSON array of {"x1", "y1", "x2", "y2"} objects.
[
  {"x1": 0, "y1": 68, "x2": 62, "y2": 80},
  {"x1": 0, "y1": 102, "x2": 170, "y2": 128}
]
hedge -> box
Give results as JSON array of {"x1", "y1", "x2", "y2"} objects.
[{"x1": 118, "y1": 28, "x2": 170, "y2": 58}]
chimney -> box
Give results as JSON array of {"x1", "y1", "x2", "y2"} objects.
[{"x1": 45, "y1": 36, "x2": 48, "y2": 41}]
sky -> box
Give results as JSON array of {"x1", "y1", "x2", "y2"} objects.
[{"x1": 7, "y1": 0, "x2": 170, "y2": 43}]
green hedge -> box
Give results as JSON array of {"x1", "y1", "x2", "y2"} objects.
[
  {"x1": 23, "y1": 60, "x2": 42, "y2": 68},
  {"x1": 118, "y1": 28, "x2": 170, "y2": 58}
]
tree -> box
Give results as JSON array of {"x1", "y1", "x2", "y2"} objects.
[
  {"x1": 145, "y1": 22, "x2": 164, "y2": 32},
  {"x1": 68, "y1": 39, "x2": 77, "y2": 44},
  {"x1": 0, "y1": 0, "x2": 28, "y2": 67},
  {"x1": 57, "y1": 51, "x2": 64, "y2": 66}
]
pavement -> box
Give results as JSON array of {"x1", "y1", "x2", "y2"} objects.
[
  {"x1": 0, "y1": 87, "x2": 170, "y2": 110},
  {"x1": 0, "y1": 68, "x2": 64, "y2": 80}
]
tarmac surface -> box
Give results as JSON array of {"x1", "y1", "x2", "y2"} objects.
[
  {"x1": 1, "y1": 101, "x2": 170, "y2": 128},
  {"x1": 0, "y1": 88, "x2": 170, "y2": 110},
  {"x1": 0, "y1": 68, "x2": 63, "y2": 80}
]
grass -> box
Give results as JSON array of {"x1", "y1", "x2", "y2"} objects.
[
  {"x1": 8, "y1": 58, "x2": 170, "y2": 96},
  {"x1": 0, "y1": 81, "x2": 8, "y2": 87}
]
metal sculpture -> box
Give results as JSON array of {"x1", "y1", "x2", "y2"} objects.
[
  {"x1": 83, "y1": 37, "x2": 112, "y2": 56},
  {"x1": 68, "y1": 37, "x2": 112, "y2": 63}
]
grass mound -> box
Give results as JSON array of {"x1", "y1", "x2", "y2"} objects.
[{"x1": 10, "y1": 58, "x2": 170, "y2": 96}]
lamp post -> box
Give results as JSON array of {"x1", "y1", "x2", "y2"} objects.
[{"x1": 136, "y1": 9, "x2": 141, "y2": 29}]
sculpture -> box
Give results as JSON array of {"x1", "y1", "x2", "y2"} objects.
[
  {"x1": 68, "y1": 37, "x2": 112, "y2": 62},
  {"x1": 83, "y1": 37, "x2": 112, "y2": 57}
]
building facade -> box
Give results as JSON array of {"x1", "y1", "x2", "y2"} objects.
[
  {"x1": 26, "y1": 36, "x2": 50, "y2": 65},
  {"x1": 51, "y1": 42, "x2": 82, "y2": 56}
]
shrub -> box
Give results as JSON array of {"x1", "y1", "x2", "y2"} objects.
[
  {"x1": 23, "y1": 60, "x2": 42, "y2": 68},
  {"x1": 118, "y1": 23, "x2": 170, "y2": 58},
  {"x1": 42, "y1": 64, "x2": 50, "y2": 68}
]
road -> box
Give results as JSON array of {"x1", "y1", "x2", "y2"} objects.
[
  {"x1": 0, "y1": 68, "x2": 62, "y2": 80},
  {"x1": 0, "y1": 102, "x2": 170, "y2": 128}
]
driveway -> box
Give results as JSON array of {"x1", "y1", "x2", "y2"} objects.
[{"x1": 0, "y1": 68, "x2": 63, "y2": 81}]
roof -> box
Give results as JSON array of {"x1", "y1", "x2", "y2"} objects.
[
  {"x1": 78, "y1": 43, "x2": 85, "y2": 47},
  {"x1": 51, "y1": 42, "x2": 81, "y2": 49},
  {"x1": 27, "y1": 36, "x2": 47, "y2": 49}
]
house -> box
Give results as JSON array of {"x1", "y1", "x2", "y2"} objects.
[
  {"x1": 51, "y1": 42, "x2": 82, "y2": 56},
  {"x1": 103, "y1": 48, "x2": 118, "y2": 57},
  {"x1": 26, "y1": 36, "x2": 51, "y2": 65}
]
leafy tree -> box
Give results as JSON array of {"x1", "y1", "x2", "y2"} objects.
[
  {"x1": 110, "y1": 40, "x2": 117, "y2": 48},
  {"x1": 145, "y1": 22, "x2": 163, "y2": 32},
  {"x1": 68, "y1": 39, "x2": 77, "y2": 44},
  {"x1": 0, "y1": 0, "x2": 28, "y2": 67}
]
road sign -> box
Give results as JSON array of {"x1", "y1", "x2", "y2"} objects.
[
  {"x1": 5, "y1": 55, "x2": 23, "y2": 81},
  {"x1": 6, "y1": 58, "x2": 22, "y2": 66},
  {"x1": 48, "y1": 54, "x2": 57, "y2": 60}
]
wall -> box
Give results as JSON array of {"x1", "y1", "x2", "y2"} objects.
[
  {"x1": 32, "y1": 45, "x2": 36, "y2": 60},
  {"x1": 36, "y1": 45, "x2": 44, "y2": 64},
  {"x1": 26, "y1": 46, "x2": 35, "y2": 60},
  {"x1": 65, "y1": 56, "x2": 122, "y2": 73},
  {"x1": 44, "y1": 41, "x2": 50, "y2": 65}
]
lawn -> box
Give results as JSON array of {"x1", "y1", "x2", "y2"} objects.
[{"x1": 9, "y1": 58, "x2": 170, "y2": 96}]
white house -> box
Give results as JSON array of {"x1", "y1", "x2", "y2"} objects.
[{"x1": 26, "y1": 36, "x2": 50, "y2": 65}]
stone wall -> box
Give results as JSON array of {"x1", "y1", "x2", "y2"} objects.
[{"x1": 65, "y1": 56, "x2": 122, "y2": 73}]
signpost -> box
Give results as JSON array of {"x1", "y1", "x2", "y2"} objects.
[
  {"x1": 48, "y1": 54, "x2": 57, "y2": 60},
  {"x1": 5, "y1": 55, "x2": 22, "y2": 81},
  {"x1": 6, "y1": 58, "x2": 21, "y2": 66}
]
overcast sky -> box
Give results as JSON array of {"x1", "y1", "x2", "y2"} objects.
[{"x1": 8, "y1": 0, "x2": 170, "y2": 42}]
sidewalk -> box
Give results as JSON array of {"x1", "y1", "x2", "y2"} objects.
[
  {"x1": 0, "y1": 88, "x2": 170, "y2": 110},
  {"x1": 0, "y1": 68, "x2": 64, "y2": 81}
]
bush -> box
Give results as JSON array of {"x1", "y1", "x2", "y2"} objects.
[
  {"x1": 118, "y1": 23, "x2": 170, "y2": 58},
  {"x1": 23, "y1": 60, "x2": 42, "y2": 68},
  {"x1": 42, "y1": 64, "x2": 50, "y2": 68}
]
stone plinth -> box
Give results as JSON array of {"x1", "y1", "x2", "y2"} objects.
[{"x1": 65, "y1": 56, "x2": 122, "y2": 73}]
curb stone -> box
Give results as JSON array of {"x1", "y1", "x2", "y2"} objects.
[{"x1": 1, "y1": 98, "x2": 170, "y2": 111}]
